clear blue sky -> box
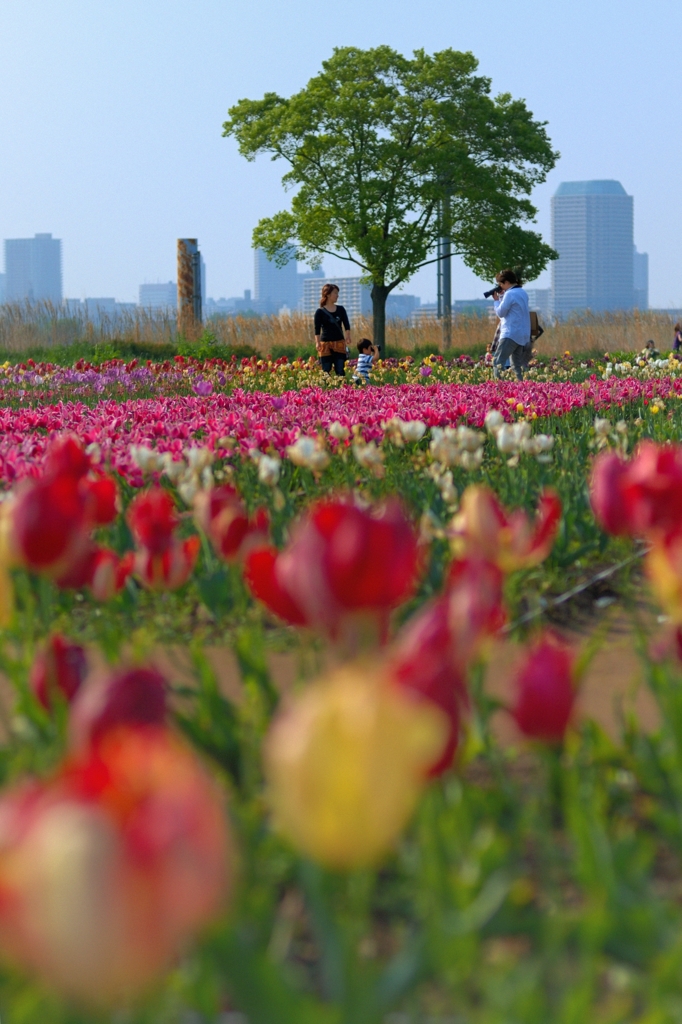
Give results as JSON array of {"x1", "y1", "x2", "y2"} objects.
[{"x1": 0, "y1": 0, "x2": 678, "y2": 306}]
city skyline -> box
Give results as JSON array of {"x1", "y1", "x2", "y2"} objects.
[{"x1": 0, "y1": 1, "x2": 679, "y2": 308}]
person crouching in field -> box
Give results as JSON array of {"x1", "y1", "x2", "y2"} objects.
[{"x1": 352, "y1": 339, "x2": 376, "y2": 384}]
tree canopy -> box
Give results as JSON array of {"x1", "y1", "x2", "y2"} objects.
[{"x1": 224, "y1": 46, "x2": 558, "y2": 350}]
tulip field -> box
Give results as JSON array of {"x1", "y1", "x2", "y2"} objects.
[{"x1": 4, "y1": 347, "x2": 682, "y2": 1024}]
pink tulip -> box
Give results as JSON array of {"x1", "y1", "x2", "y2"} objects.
[{"x1": 511, "y1": 633, "x2": 576, "y2": 742}]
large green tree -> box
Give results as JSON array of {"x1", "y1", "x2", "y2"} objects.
[{"x1": 224, "y1": 46, "x2": 558, "y2": 352}]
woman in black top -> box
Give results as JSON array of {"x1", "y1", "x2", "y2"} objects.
[{"x1": 314, "y1": 283, "x2": 351, "y2": 376}]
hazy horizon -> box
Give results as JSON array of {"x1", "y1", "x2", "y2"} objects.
[{"x1": 1, "y1": 0, "x2": 678, "y2": 307}]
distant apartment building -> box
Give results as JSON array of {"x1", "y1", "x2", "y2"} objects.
[
  {"x1": 139, "y1": 281, "x2": 177, "y2": 310},
  {"x1": 525, "y1": 287, "x2": 552, "y2": 319},
  {"x1": 254, "y1": 248, "x2": 300, "y2": 314},
  {"x1": 633, "y1": 246, "x2": 649, "y2": 309},
  {"x1": 302, "y1": 277, "x2": 372, "y2": 321},
  {"x1": 410, "y1": 303, "x2": 438, "y2": 324},
  {"x1": 551, "y1": 181, "x2": 635, "y2": 317},
  {"x1": 386, "y1": 293, "x2": 420, "y2": 320},
  {"x1": 5, "y1": 233, "x2": 62, "y2": 303}
]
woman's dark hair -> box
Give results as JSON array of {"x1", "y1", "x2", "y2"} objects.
[
  {"x1": 320, "y1": 283, "x2": 339, "y2": 306},
  {"x1": 675, "y1": 323, "x2": 681, "y2": 332},
  {"x1": 495, "y1": 269, "x2": 520, "y2": 286},
  {"x1": 357, "y1": 338, "x2": 372, "y2": 352}
]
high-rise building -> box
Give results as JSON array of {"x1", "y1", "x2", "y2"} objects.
[
  {"x1": 301, "y1": 277, "x2": 372, "y2": 321},
  {"x1": 254, "y1": 248, "x2": 299, "y2": 313},
  {"x1": 551, "y1": 181, "x2": 634, "y2": 317},
  {"x1": 139, "y1": 282, "x2": 177, "y2": 310},
  {"x1": 525, "y1": 287, "x2": 552, "y2": 319},
  {"x1": 633, "y1": 246, "x2": 649, "y2": 310},
  {"x1": 5, "y1": 233, "x2": 62, "y2": 303}
]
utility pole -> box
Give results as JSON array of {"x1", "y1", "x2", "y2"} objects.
[
  {"x1": 177, "y1": 239, "x2": 203, "y2": 338},
  {"x1": 436, "y1": 199, "x2": 452, "y2": 351}
]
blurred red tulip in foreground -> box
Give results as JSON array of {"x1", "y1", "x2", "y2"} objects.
[
  {"x1": 30, "y1": 635, "x2": 87, "y2": 711},
  {"x1": 389, "y1": 557, "x2": 505, "y2": 775},
  {"x1": 591, "y1": 441, "x2": 682, "y2": 540},
  {"x1": 511, "y1": 633, "x2": 576, "y2": 742},
  {"x1": 0, "y1": 726, "x2": 231, "y2": 1005},
  {"x1": 70, "y1": 665, "x2": 168, "y2": 749}
]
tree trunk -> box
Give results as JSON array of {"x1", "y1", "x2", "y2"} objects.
[{"x1": 371, "y1": 283, "x2": 391, "y2": 359}]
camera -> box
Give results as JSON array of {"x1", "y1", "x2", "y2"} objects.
[{"x1": 484, "y1": 286, "x2": 502, "y2": 299}]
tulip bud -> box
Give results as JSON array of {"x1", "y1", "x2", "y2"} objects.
[
  {"x1": 511, "y1": 634, "x2": 576, "y2": 742},
  {"x1": 70, "y1": 665, "x2": 167, "y2": 750},
  {"x1": 264, "y1": 664, "x2": 447, "y2": 868},
  {"x1": 127, "y1": 488, "x2": 179, "y2": 555},
  {"x1": 0, "y1": 728, "x2": 231, "y2": 1005},
  {"x1": 30, "y1": 635, "x2": 87, "y2": 711},
  {"x1": 589, "y1": 451, "x2": 634, "y2": 535}
]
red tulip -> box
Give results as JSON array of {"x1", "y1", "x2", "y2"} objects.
[
  {"x1": 127, "y1": 487, "x2": 199, "y2": 590},
  {"x1": 43, "y1": 433, "x2": 91, "y2": 480},
  {"x1": 307, "y1": 498, "x2": 419, "y2": 611},
  {"x1": 10, "y1": 475, "x2": 90, "y2": 576},
  {"x1": 389, "y1": 558, "x2": 505, "y2": 775},
  {"x1": 245, "y1": 498, "x2": 420, "y2": 632},
  {"x1": 194, "y1": 486, "x2": 269, "y2": 562},
  {"x1": 30, "y1": 635, "x2": 87, "y2": 711},
  {"x1": 0, "y1": 727, "x2": 230, "y2": 1005},
  {"x1": 84, "y1": 474, "x2": 119, "y2": 526},
  {"x1": 133, "y1": 536, "x2": 200, "y2": 591},
  {"x1": 511, "y1": 634, "x2": 576, "y2": 742},
  {"x1": 591, "y1": 441, "x2": 682, "y2": 540},
  {"x1": 8, "y1": 435, "x2": 120, "y2": 578},
  {"x1": 243, "y1": 546, "x2": 308, "y2": 626},
  {"x1": 446, "y1": 557, "x2": 506, "y2": 667},
  {"x1": 70, "y1": 665, "x2": 167, "y2": 750},
  {"x1": 589, "y1": 451, "x2": 633, "y2": 535},
  {"x1": 55, "y1": 544, "x2": 133, "y2": 601},
  {"x1": 89, "y1": 549, "x2": 134, "y2": 601},
  {"x1": 127, "y1": 487, "x2": 179, "y2": 555}
]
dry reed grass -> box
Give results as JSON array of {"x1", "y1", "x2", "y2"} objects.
[{"x1": 0, "y1": 302, "x2": 678, "y2": 359}]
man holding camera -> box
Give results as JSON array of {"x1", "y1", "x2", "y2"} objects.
[{"x1": 489, "y1": 269, "x2": 530, "y2": 381}]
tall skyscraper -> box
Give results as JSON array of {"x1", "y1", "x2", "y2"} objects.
[
  {"x1": 254, "y1": 248, "x2": 299, "y2": 313},
  {"x1": 4, "y1": 233, "x2": 62, "y2": 303},
  {"x1": 139, "y1": 282, "x2": 177, "y2": 310},
  {"x1": 551, "y1": 181, "x2": 634, "y2": 317},
  {"x1": 633, "y1": 246, "x2": 649, "y2": 310}
]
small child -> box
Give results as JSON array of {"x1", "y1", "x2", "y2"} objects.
[
  {"x1": 640, "y1": 339, "x2": 660, "y2": 360},
  {"x1": 353, "y1": 338, "x2": 376, "y2": 384}
]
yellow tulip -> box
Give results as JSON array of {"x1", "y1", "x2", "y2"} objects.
[
  {"x1": 646, "y1": 536, "x2": 682, "y2": 622},
  {"x1": 264, "y1": 664, "x2": 446, "y2": 869}
]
